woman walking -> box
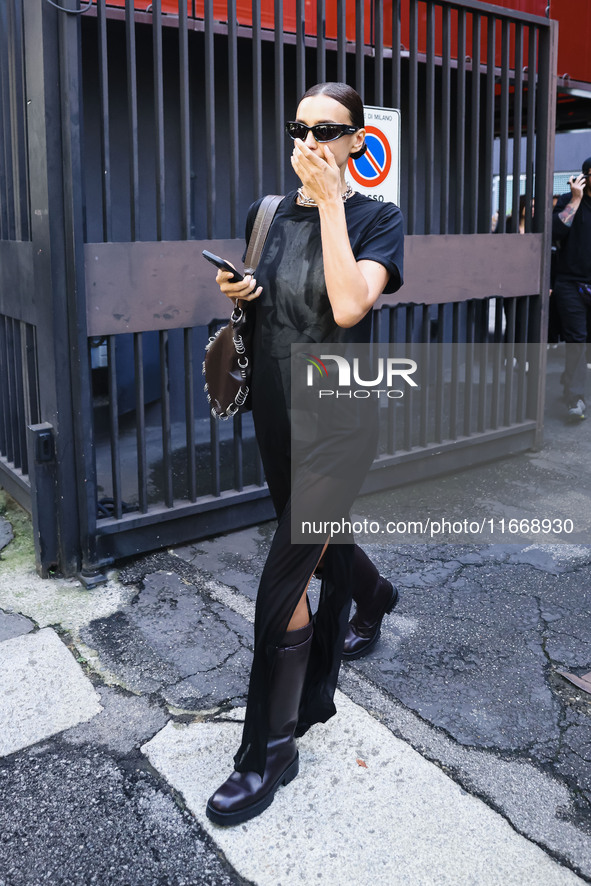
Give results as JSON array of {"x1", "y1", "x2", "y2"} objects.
[{"x1": 206, "y1": 82, "x2": 404, "y2": 826}]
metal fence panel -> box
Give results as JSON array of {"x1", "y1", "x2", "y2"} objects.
[{"x1": 0, "y1": 0, "x2": 557, "y2": 576}]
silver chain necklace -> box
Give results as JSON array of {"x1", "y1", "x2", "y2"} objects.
[{"x1": 297, "y1": 183, "x2": 355, "y2": 206}]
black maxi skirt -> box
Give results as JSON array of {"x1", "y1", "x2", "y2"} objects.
[{"x1": 233, "y1": 351, "x2": 379, "y2": 777}]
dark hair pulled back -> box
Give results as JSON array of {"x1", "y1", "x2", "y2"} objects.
[{"x1": 300, "y1": 82, "x2": 367, "y2": 159}]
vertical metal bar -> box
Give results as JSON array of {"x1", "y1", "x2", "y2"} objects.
[
  {"x1": 449, "y1": 303, "x2": 459, "y2": 440},
  {"x1": 337, "y1": 0, "x2": 346, "y2": 83},
  {"x1": 425, "y1": 2, "x2": 435, "y2": 234},
  {"x1": 490, "y1": 297, "x2": 503, "y2": 429},
  {"x1": 531, "y1": 21, "x2": 557, "y2": 446},
  {"x1": 5, "y1": 318, "x2": 17, "y2": 463},
  {"x1": 0, "y1": 45, "x2": 7, "y2": 241},
  {"x1": 504, "y1": 297, "x2": 515, "y2": 426},
  {"x1": 511, "y1": 23, "x2": 523, "y2": 233},
  {"x1": 134, "y1": 332, "x2": 148, "y2": 514},
  {"x1": 463, "y1": 301, "x2": 474, "y2": 437},
  {"x1": 469, "y1": 12, "x2": 481, "y2": 233},
  {"x1": 125, "y1": 0, "x2": 140, "y2": 240},
  {"x1": 252, "y1": 0, "x2": 263, "y2": 197},
  {"x1": 456, "y1": 7, "x2": 466, "y2": 234},
  {"x1": 440, "y1": 5, "x2": 451, "y2": 234},
  {"x1": 296, "y1": 0, "x2": 305, "y2": 100},
  {"x1": 7, "y1": 0, "x2": 29, "y2": 241},
  {"x1": 153, "y1": 0, "x2": 165, "y2": 240},
  {"x1": 57, "y1": 0, "x2": 102, "y2": 574},
  {"x1": 233, "y1": 412, "x2": 244, "y2": 492},
  {"x1": 6, "y1": 320, "x2": 19, "y2": 468},
  {"x1": 355, "y1": 0, "x2": 365, "y2": 99},
  {"x1": 391, "y1": 0, "x2": 400, "y2": 110},
  {"x1": 0, "y1": 3, "x2": 6, "y2": 241},
  {"x1": 179, "y1": 0, "x2": 191, "y2": 240},
  {"x1": 515, "y1": 297, "x2": 527, "y2": 422},
  {"x1": 0, "y1": 319, "x2": 9, "y2": 458},
  {"x1": 107, "y1": 336, "x2": 122, "y2": 520},
  {"x1": 0, "y1": 1, "x2": 15, "y2": 240},
  {"x1": 0, "y1": 317, "x2": 7, "y2": 454},
  {"x1": 317, "y1": 0, "x2": 326, "y2": 84},
  {"x1": 482, "y1": 15, "x2": 495, "y2": 232},
  {"x1": 477, "y1": 300, "x2": 488, "y2": 432},
  {"x1": 274, "y1": 0, "x2": 284, "y2": 194},
  {"x1": 403, "y1": 307, "x2": 414, "y2": 449},
  {"x1": 210, "y1": 413, "x2": 221, "y2": 496},
  {"x1": 184, "y1": 328, "x2": 197, "y2": 502},
  {"x1": 13, "y1": 321, "x2": 26, "y2": 471},
  {"x1": 387, "y1": 308, "x2": 397, "y2": 454},
  {"x1": 524, "y1": 26, "x2": 536, "y2": 234},
  {"x1": 434, "y1": 304, "x2": 445, "y2": 443},
  {"x1": 408, "y1": 0, "x2": 418, "y2": 234},
  {"x1": 228, "y1": 0, "x2": 239, "y2": 238},
  {"x1": 24, "y1": 323, "x2": 40, "y2": 426},
  {"x1": 4, "y1": 0, "x2": 17, "y2": 241},
  {"x1": 419, "y1": 305, "x2": 429, "y2": 447},
  {"x1": 97, "y1": 0, "x2": 112, "y2": 242},
  {"x1": 205, "y1": 0, "x2": 215, "y2": 236},
  {"x1": 497, "y1": 19, "x2": 510, "y2": 234},
  {"x1": 534, "y1": 26, "x2": 553, "y2": 238},
  {"x1": 374, "y1": 0, "x2": 383, "y2": 106},
  {"x1": 160, "y1": 330, "x2": 173, "y2": 508}
]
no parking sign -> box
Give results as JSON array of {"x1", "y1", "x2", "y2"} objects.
[{"x1": 347, "y1": 106, "x2": 400, "y2": 205}]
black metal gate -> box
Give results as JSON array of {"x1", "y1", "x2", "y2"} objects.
[{"x1": 0, "y1": 0, "x2": 557, "y2": 578}]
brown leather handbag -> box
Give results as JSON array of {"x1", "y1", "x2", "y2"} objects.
[{"x1": 203, "y1": 195, "x2": 283, "y2": 419}]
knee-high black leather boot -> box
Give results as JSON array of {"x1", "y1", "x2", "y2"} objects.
[
  {"x1": 206, "y1": 620, "x2": 313, "y2": 826},
  {"x1": 341, "y1": 546, "x2": 399, "y2": 660}
]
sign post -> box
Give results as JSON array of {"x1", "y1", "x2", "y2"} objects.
[{"x1": 347, "y1": 106, "x2": 401, "y2": 205}]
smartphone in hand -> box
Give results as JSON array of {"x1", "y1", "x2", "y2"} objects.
[{"x1": 202, "y1": 250, "x2": 244, "y2": 283}]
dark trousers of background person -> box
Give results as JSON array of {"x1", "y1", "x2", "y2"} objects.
[{"x1": 553, "y1": 278, "x2": 591, "y2": 404}]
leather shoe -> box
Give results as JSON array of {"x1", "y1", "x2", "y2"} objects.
[
  {"x1": 342, "y1": 546, "x2": 399, "y2": 660},
  {"x1": 206, "y1": 620, "x2": 312, "y2": 826}
]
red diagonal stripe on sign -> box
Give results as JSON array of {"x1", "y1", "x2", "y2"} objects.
[{"x1": 365, "y1": 147, "x2": 383, "y2": 175}]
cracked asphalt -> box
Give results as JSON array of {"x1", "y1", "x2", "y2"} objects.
[{"x1": 0, "y1": 348, "x2": 589, "y2": 884}]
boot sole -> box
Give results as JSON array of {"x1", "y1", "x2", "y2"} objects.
[
  {"x1": 205, "y1": 754, "x2": 299, "y2": 827},
  {"x1": 341, "y1": 585, "x2": 399, "y2": 661}
]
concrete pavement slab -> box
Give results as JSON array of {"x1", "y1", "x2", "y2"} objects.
[
  {"x1": 0, "y1": 515, "x2": 13, "y2": 552},
  {"x1": 0, "y1": 627, "x2": 102, "y2": 757},
  {"x1": 0, "y1": 609, "x2": 34, "y2": 642},
  {"x1": 0, "y1": 569, "x2": 137, "y2": 632},
  {"x1": 142, "y1": 693, "x2": 584, "y2": 886},
  {"x1": 61, "y1": 685, "x2": 169, "y2": 755},
  {"x1": 340, "y1": 667, "x2": 591, "y2": 880}
]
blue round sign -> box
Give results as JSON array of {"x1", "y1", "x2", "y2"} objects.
[{"x1": 348, "y1": 126, "x2": 392, "y2": 188}]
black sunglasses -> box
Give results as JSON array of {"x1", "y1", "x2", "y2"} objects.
[{"x1": 285, "y1": 121, "x2": 358, "y2": 143}]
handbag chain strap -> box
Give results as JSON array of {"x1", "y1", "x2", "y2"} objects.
[{"x1": 243, "y1": 194, "x2": 283, "y2": 276}]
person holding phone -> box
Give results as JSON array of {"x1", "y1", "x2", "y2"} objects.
[
  {"x1": 205, "y1": 82, "x2": 404, "y2": 826},
  {"x1": 553, "y1": 158, "x2": 591, "y2": 422}
]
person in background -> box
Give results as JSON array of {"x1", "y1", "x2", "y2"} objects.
[{"x1": 552, "y1": 159, "x2": 591, "y2": 422}]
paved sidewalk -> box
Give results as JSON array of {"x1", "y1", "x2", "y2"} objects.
[{"x1": 0, "y1": 347, "x2": 589, "y2": 885}]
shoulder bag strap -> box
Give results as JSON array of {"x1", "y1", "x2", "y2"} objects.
[{"x1": 243, "y1": 194, "x2": 283, "y2": 274}]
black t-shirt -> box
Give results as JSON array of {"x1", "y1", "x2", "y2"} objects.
[
  {"x1": 552, "y1": 191, "x2": 591, "y2": 282},
  {"x1": 243, "y1": 190, "x2": 404, "y2": 358}
]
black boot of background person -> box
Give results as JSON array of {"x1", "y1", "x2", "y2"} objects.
[
  {"x1": 341, "y1": 546, "x2": 399, "y2": 661},
  {"x1": 206, "y1": 620, "x2": 313, "y2": 826}
]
